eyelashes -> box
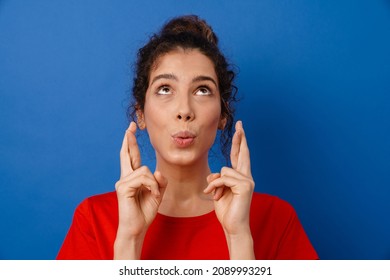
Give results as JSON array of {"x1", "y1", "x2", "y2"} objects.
[
  {"x1": 195, "y1": 86, "x2": 212, "y2": 96},
  {"x1": 155, "y1": 84, "x2": 213, "y2": 96},
  {"x1": 156, "y1": 85, "x2": 172, "y2": 95}
]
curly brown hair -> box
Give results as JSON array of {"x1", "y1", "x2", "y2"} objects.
[{"x1": 128, "y1": 15, "x2": 237, "y2": 162}]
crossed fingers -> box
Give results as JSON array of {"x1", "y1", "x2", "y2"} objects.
[
  {"x1": 119, "y1": 121, "x2": 141, "y2": 178},
  {"x1": 204, "y1": 120, "x2": 254, "y2": 199}
]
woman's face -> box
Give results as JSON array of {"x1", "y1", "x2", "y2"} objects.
[{"x1": 141, "y1": 48, "x2": 224, "y2": 166}]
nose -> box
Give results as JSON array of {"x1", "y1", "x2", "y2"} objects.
[
  {"x1": 176, "y1": 94, "x2": 195, "y2": 122},
  {"x1": 177, "y1": 113, "x2": 193, "y2": 121}
]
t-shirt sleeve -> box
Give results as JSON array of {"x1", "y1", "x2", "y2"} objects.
[
  {"x1": 56, "y1": 199, "x2": 100, "y2": 260},
  {"x1": 276, "y1": 203, "x2": 318, "y2": 260}
]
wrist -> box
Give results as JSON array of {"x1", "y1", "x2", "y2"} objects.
[
  {"x1": 114, "y1": 232, "x2": 146, "y2": 260},
  {"x1": 224, "y1": 229, "x2": 255, "y2": 260},
  {"x1": 116, "y1": 223, "x2": 147, "y2": 239}
]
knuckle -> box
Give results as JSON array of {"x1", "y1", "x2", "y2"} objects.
[
  {"x1": 242, "y1": 185, "x2": 252, "y2": 193},
  {"x1": 115, "y1": 181, "x2": 125, "y2": 194},
  {"x1": 242, "y1": 179, "x2": 255, "y2": 192},
  {"x1": 151, "y1": 181, "x2": 158, "y2": 189},
  {"x1": 139, "y1": 166, "x2": 149, "y2": 174},
  {"x1": 221, "y1": 166, "x2": 230, "y2": 175},
  {"x1": 248, "y1": 179, "x2": 255, "y2": 191}
]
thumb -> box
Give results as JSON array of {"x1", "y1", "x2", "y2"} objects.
[
  {"x1": 154, "y1": 170, "x2": 168, "y2": 197},
  {"x1": 207, "y1": 173, "x2": 220, "y2": 184}
]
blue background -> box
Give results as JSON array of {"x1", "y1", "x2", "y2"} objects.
[{"x1": 1, "y1": 0, "x2": 389, "y2": 260}]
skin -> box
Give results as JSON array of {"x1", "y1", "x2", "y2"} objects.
[{"x1": 114, "y1": 49, "x2": 255, "y2": 259}]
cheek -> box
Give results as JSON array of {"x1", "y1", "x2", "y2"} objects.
[
  {"x1": 143, "y1": 96, "x2": 164, "y2": 126},
  {"x1": 205, "y1": 102, "x2": 222, "y2": 126},
  {"x1": 199, "y1": 104, "x2": 222, "y2": 144},
  {"x1": 142, "y1": 98, "x2": 173, "y2": 151}
]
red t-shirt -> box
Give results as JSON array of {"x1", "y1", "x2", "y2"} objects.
[{"x1": 57, "y1": 192, "x2": 318, "y2": 259}]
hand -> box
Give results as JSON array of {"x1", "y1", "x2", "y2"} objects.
[
  {"x1": 204, "y1": 121, "x2": 255, "y2": 236},
  {"x1": 114, "y1": 122, "x2": 167, "y2": 258}
]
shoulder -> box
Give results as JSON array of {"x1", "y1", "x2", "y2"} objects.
[
  {"x1": 251, "y1": 192, "x2": 295, "y2": 215},
  {"x1": 58, "y1": 191, "x2": 118, "y2": 260},
  {"x1": 249, "y1": 192, "x2": 298, "y2": 229},
  {"x1": 249, "y1": 193, "x2": 318, "y2": 259},
  {"x1": 74, "y1": 191, "x2": 117, "y2": 217},
  {"x1": 86, "y1": 191, "x2": 117, "y2": 205}
]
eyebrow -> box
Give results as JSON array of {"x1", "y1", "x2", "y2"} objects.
[
  {"x1": 150, "y1": 73, "x2": 178, "y2": 86},
  {"x1": 192, "y1": 75, "x2": 218, "y2": 88},
  {"x1": 150, "y1": 73, "x2": 218, "y2": 88}
]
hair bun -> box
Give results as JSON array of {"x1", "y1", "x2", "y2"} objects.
[{"x1": 160, "y1": 15, "x2": 218, "y2": 46}]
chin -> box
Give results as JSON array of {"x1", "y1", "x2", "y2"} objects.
[
  {"x1": 168, "y1": 154, "x2": 198, "y2": 166},
  {"x1": 159, "y1": 149, "x2": 206, "y2": 167}
]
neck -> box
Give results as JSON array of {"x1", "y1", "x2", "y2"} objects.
[
  {"x1": 155, "y1": 154, "x2": 214, "y2": 216},
  {"x1": 156, "y1": 157, "x2": 211, "y2": 199}
]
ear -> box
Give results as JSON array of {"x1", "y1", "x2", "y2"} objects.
[
  {"x1": 218, "y1": 117, "x2": 227, "y2": 130},
  {"x1": 136, "y1": 109, "x2": 146, "y2": 130}
]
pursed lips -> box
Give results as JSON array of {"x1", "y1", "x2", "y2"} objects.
[{"x1": 171, "y1": 131, "x2": 196, "y2": 147}]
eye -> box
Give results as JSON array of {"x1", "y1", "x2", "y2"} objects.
[
  {"x1": 194, "y1": 86, "x2": 212, "y2": 96},
  {"x1": 156, "y1": 85, "x2": 173, "y2": 95}
]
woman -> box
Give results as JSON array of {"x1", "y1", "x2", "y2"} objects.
[{"x1": 57, "y1": 15, "x2": 318, "y2": 260}]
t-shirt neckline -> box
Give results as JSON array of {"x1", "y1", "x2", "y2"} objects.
[{"x1": 155, "y1": 210, "x2": 217, "y2": 226}]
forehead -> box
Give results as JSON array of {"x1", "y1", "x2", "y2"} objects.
[{"x1": 150, "y1": 49, "x2": 217, "y2": 80}]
